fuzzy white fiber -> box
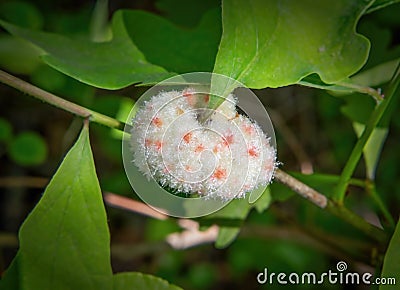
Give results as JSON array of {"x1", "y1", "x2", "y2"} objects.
[{"x1": 131, "y1": 88, "x2": 276, "y2": 200}]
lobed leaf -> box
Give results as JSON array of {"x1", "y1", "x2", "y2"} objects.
[
  {"x1": 351, "y1": 58, "x2": 400, "y2": 87},
  {"x1": 214, "y1": 0, "x2": 373, "y2": 94},
  {"x1": 211, "y1": 198, "x2": 248, "y2": 249},
  {"x1": 0, "y1": 11, "x2": 174, "y2": 89},
  {"x1": 122, "y1": 8, "x2": 221, "y2": 73},
  {"x1": 205, "y1": 187, "x2": 272, "y2": 248}
]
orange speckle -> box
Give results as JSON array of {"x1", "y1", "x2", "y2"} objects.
[
  {"x1": 264, "y1": 161, "x2": 274, "y2": 171},
  {"x1": 212, "y1": 167, "x2": 227, "y2": 180},
  {"x1": 243, "y1": 184, "x2": 251, "y2": 191},
  {"x1": 243, "y1": 124, "x2": 255, "y2": 135},
  {"x1": 224, "y1": 133, "x2": 234, "y2": 145},
  {"x1": 195, "y1": 144, "x2": 205, "y2": 153},
  {"x1": 214, "y1": 143, "x2": 228, "y2": 153},
  {"x1": 203, "y1": 94, "x2": 210, "y2": 103},
  {"x1": 183, "y1": 90, "x2": 192, "y2": 97},
  {"x1": 152, "y1": 117, "x2": 163, "y2": 128},
  {"x1": 183, "y1": 90, "x2": 196, "y2": 106},
  {"x1": 229, "y1": 112, "x2": 240, "y2": 121},
  {"x1": 248, "y1": 145, "x2": 259, "y2": 157},
  {"x1": 144, "y1": 139, "x2": 152, "y2": 147},
  {"x1": 183, "y1": 132, "x2": 192, "y2": 143},
  {"x1": 154, "y1": 140, "x2": 163, "y2": 151}
]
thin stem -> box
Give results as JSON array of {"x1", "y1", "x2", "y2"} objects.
[
  {"x1": 325, "y1": 200, "x2": 388, "y2": 244},
  {"x1": 365, "y1": 179, "x2": 395, "y2": 229},
  {"x1": 0, "y1": 69, "x2": 128, "y2": 131},
  {"x1": 104, "y1": 192, "x2": 168, "y2": 220},
  {"x1": 274, "y1": 169, "x2": 388, "y2": 244},
  {"x1": 274, "y1": 169, "x2": 327, "y2": 208},
  {"x1": 349, "y1": 178, "x2": 366, "y2": 188},
  {"x1": 336, "y1": 81, "x2": 384, "y2": 103},
  {"x1": 334, "y1": 61, "x2": 400, "y2": 204},
  {"x1": 0, "y1": 176, "x2": 48, "y2": 188}
]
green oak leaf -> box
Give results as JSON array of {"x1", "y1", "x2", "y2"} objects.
[
  {"x1": 122, "y1": 8, "x2": 221, "y2": 73},
  {"x1": 204, "y1": 189, "x2": 272, "y2": 248},
  {"x1": 298, "y1": 74, "x2": 356, "y2": 94},
  {"x1": 299, "y1": 58, "x2": 399, "y2": 95},
  {"x1": 351, "y1": 58, "x2": 400, "y2": 87},
  {"x1": 113, "y1": 272, "x2": 182, "y2": 290},
  {"x1": 17, "y1": 124, "x2": 113, "y2": 290},
  {"x1": 211, "y1": 198, "x2": 248, "y2": 249},
  {"x1": 214, "y1": 0, "x2": 373, "y2": 93},
  {"x1": 358, "y1": 20, "x2": 400, "y2": 71},
  {"x1": 0, "y1": 11, "x2": 174, "y2": 89}
]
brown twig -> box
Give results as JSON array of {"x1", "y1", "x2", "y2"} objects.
[
  {"x1": 166, "y1": 225, "x2": 219, "y2": 250},
  {"x1": 274, "y1": 168, "x2": 327, "y2": 208},
  {"x1": 103, "y1": 192, "x2": 168, "y2": 220},
  {"x1": 0, "y1": 176, "x2": 48, "y2": 188},
  {"x1": 0, "y1": 69, "x2": 128, "y2": 131}
]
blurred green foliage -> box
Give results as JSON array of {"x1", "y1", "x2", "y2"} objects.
[{"x1": 8, "y1": 131, "x2": 47, "y2": 166}]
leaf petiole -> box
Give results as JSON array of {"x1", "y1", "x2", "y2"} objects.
[{"x1": 333, "y1": 61, "x2": 400, "y2": 203}]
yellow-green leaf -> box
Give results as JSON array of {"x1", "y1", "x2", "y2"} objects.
[{"x1": 18, "y1": 125, "x2": 113, "y2": 290}]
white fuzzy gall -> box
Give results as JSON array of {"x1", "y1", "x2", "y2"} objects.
[{"x1": 130, "y1": 88, "x2": 277, "y2": 200}]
